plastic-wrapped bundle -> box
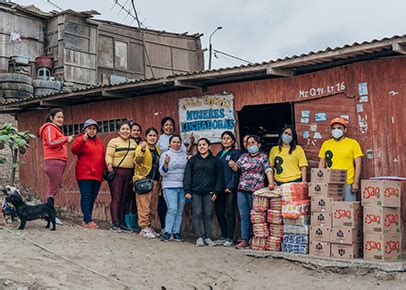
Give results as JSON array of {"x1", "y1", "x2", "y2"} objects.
[
  {"x1": 270, "y1": 197, "x2": 282, "y2": 211},
  {"x1": 283, "y1": 215, "x2": 310, "y2": 226},
  {"x1": 265, "y1": 236, "x2": 282, "y2": 251},
  {"x1": 252, "y1": 196, "x2": 270, "y2": 211},
  {"x1": 281, "y1": 200, "x2": 310, "y2": 219},
  {"x1": 281, "y1": 242, "x2": 309, "y2": 254},
  {"x1": 269, "y1": 224, "x2": 284, "y2": 238},
  {"x1": 283, "y1": 233, "x2": 309, "y2": 244},
  {"x1": 283, "y1": 225, "x2": 309, "y2": 235},
  {"x1": 250, "y1": 210, "x2": 266, "y2": 224},
  {"x1": 280, "y1": 182, "x2": 308, "y2": 203},
  {"x1": 267, "y1": 209, "x2": 283, "y2": 225},
  {"x1": 251, "y1": 236, "x2": 267, "y2": 250},
  {"x1": 253, "y1": 223, "x2": 269, "y2": 237}
]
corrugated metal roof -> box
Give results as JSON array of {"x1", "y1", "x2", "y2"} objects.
[{"x1": 1, "y1": 34, "x2": 405, "y2": 110}]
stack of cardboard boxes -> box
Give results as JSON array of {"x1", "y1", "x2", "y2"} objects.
[
  {"x1": 309, "y1": 168, "x2": 347, "y2": 257},
  {"x1": 362, "y1": 180, "x2": 402, "y2": 262}
]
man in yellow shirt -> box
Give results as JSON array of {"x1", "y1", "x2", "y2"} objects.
[{"x1": 318, "y1": 117, "x2": 363, "y2": 201}]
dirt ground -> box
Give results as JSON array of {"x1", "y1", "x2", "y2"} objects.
[{"x1": 1, "y1": 216, "x2": 406, "y2": 289}]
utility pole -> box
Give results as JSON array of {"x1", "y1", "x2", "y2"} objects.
[{"x1": 208, "y1": 26, "x2": 222, "y2": 70}]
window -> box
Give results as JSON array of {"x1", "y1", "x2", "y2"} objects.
[
  {"x1": 115, "y1": 41, "x2": 128, "y2": 70},
  {"x1": 98, "y1": 36, "x2": 114, "y2": 68},
  {"x1": 63, "y1": 119, "x2": 129, "y2": 135}
]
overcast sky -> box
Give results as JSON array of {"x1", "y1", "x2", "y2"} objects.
[{"x1": 16, "y1": 0, "x2": 406, "y2": 69}]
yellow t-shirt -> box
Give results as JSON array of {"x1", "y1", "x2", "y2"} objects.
[
  {"x1": 318, "y1": 137, "x2": 363, "y2": 184},
  {"x1": 269, "y1": 145, "x2": 308, "y2": 183}
]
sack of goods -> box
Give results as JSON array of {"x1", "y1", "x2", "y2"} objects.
[
  {"x1": 281, "y1": 182, "x2": 308, "y2": 203},
  {"x1": 266, "y1": 236, "x2": 282, "y2": 251},
  {"x1": 281, "y1": 200, "x2": 310, "y2": 219},
  {"x1": 280, "y1": 182, "x2": 310, "y2": 254},
  {"x1": 269, "y1": 224, "x2": 284, "y2": 238},
  {"x1": 251, "y1": 188, "x2": 284, "y2": 252},
  {"x1": 270, "y1": 197, "x2": 282, "y2": 211},
  {"x1": 250, "y1": 210, "x2": 266, "y2": 224},
  {"x1": 283, "y1": 225, "x2": 309, "y2": 235},
  {"x1": 267, "y1": 209, "x2": 283, "y2": 225},
  {"x1": 282, "y1": 233, "x2": 309, "y2": 254},
  {"x1": 251, "y1": 236, "x2": 267, "y2": 251},
  {"x1": 253, "y1": 196, "x2": 270, "y2": 211},
  {"x1": 253, "y1": 223, "x2": 269, "y2": 237}
]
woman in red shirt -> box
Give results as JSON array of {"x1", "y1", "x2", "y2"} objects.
[
  {"x1": 38, "y1": 108, "x2": 74, "y2": 202},
  {"x1": 71, "y1": 119, "x2": 105, "y2": 228}
]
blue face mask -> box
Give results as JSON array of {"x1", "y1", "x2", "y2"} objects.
[
  {"x1": 281, "y1": 133, "x2": 293, "y2": 144},
  {"x1": 247, "y1": 145, "x2": 259, "y2": 154}
]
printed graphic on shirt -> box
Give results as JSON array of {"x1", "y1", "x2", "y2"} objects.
[
  {"x1": 325, "y1": 150, "x2": 333, "y2": 167},
  {"x1": 274, "y1": 156, "x2": 284, "y2": 174}
]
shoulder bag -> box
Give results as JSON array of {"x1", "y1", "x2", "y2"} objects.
[
  {"x1": 103, "y1": 140, "x2": 131, "y2": 182},
  {"x1": 133, "y1": 151, "x2": 158, "y2": 194}
]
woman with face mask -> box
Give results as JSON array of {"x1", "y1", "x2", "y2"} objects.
[
  {"x1": 71, "y1": 119, "x2": 105, "y2": 228},
  {"x1": 269, "y1": 126, "x2": 308, "y2": 185},
  {"x1": 183, "y1": 138, "x2": 223, "y2": 247},
  {"x1": 130, "y1": 121, "x2": 142, "y2": 145},
  {"x1": 105, "y1": 122, "x2": 137, "y2": 233},
  {"x1": 228, "y1": 135, "x2": 274, "y2": 249},
  {"x1": 133, "y1": 127, "x2": 162, "y2": 238}
]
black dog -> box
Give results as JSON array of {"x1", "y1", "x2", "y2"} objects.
[{"x1": 5, "y1": 194, "x2": 56, "y2": 230}]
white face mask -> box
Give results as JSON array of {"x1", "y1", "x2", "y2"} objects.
[{"x1": 332, "y1": 128, "x2": 344, "y2": 139}]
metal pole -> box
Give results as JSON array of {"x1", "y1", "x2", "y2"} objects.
[{"x1": 208, "y1": 26, "x2": 222, "y2": 70}]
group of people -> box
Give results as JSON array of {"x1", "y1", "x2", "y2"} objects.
[{"x1": 39, "y1": 108, "x2": 363, "y2": 249}]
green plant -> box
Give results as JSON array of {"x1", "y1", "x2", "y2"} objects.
[{"x1": 0, "y1": 123, "x2": 35, "y2": 184}]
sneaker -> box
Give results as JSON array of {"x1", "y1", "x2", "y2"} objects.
[
  {"x1": 151, "y1": 228, "x2": 161, "y2": 237},
  {"x1": 172, "y1": 233, "x2": 182, "y2": 242},
  {"x1": 120, "y1": 224, "x2": 133, "y2": 233},
  {"x1": 213, "y1": 237, "x2": 227, "y2": 246},
  {"x1": 196, "y1": 237, "x2": 205, "y2": 247},
  {"x1": 110, "y1": 223, "x2": 121, "y2": 233},
  {"x1": 235, "y1": 240, "x2": 250, "y2": 249},
  {"x1": 223, "y1": 240, "x2": 234, "y2": 247},
  {"x1": 204, "y1": 238, "x2": 216, "y2": 247},
  {"x1": 140, "y1": 227, "x2": 156, "y2": 238},
  {"x1": 160, "y1": 232, "x2": 171, "y2": 242}
]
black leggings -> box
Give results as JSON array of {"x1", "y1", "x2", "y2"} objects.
[{"x1": 215, "y1": 191, "x2": 237, "y2": 240}]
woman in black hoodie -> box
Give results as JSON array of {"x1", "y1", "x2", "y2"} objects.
[
  {"x1": 214, "y1": 131, "x2": 241, "y2": 247},
  {"x1": 183, "y1": 138, "x2": 223, "y2": 247}
]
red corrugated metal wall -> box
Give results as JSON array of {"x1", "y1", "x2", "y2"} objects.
[{"x1": 17, "y1": 57, "x2": 406, "y2": 229}]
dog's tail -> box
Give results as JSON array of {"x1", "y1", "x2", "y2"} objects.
[{"x1": 47, "y1": 197, "x2": 54, "y2": 208}]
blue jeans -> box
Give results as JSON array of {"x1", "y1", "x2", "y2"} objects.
[
  {"x1": 237, "y1": 191, "x2": 253, "y2": 241},
  {"x1": 163, "y1": 188, "x2": 186, "y2": 234},
  {"x1": 344, "y1": 184, "x2": 357, "y2": 201},
  {"x1": 78, "y1": 180, "x2": 101, "y2": 223}
]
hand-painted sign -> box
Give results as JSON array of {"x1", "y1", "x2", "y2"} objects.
[{"x1": 179, "y1": 93, "x2": 235, "y2": 143}]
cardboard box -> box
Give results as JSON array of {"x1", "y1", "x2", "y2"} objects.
[
  {"x1": 311, "y1": 197, "x2": 334, "y2": 212},
  {"x1": 311, "y1": 212, "x2": 332, "y2": 227},
  {"x1": 310, "y1": 226, "x2": 330, "y2": 242},
  {"x1": 364, "y1": 233, "x2": 401, "y2": 262},
  {"x1": 332, "y1": 202, "x2": 362, "y2": 228},
  {"x1": 309, "y1": 241, "x2": 331, "y2": 257},
  {"x1": 331, "y1": 242, "x2": 361, "y2": 259},
  {"x1": 363, "y1": 206, "x2": 401, "y2": 234},
  {"x1": 311, "y1": 168, "x2": 347, "y2": 184},
  {"x1": 361, "y1": 180, "x2": 401, "y2": 207},
  {"x1": 330, "y1": 227, "x2": 362, "y2": 244},
  {"x1": 309, "y1": 183, "x2": 344, "y2": 199}
]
